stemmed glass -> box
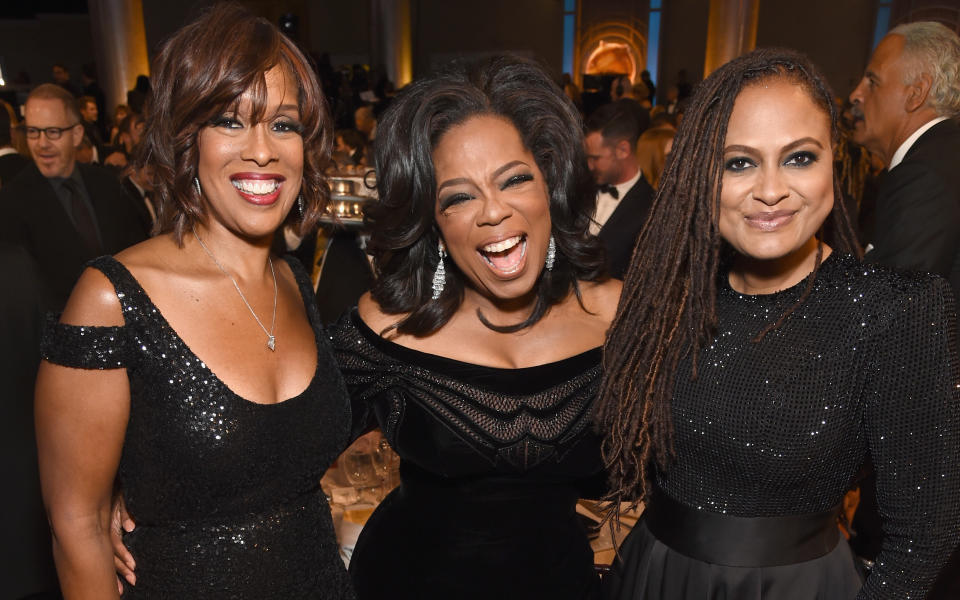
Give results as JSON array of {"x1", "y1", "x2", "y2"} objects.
[{"x1": 371, "y1": 436, "x2": 400, "y2": 499}]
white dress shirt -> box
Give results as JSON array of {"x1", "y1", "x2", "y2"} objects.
[
  {"x1": 589, "y1": 169, "x2": 642, "y2": 235},
  {"x1": 888, "y1": 116, "x2": 947, "y2": 170}
]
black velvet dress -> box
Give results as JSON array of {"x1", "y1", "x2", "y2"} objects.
[
  {"x1": 604, "y1": 253, "x2": 960, "y2": 600},
  {"x1": 329, "y1": 309, "x2": 605, "y2": 600},
  {"x1": 41, "y1": 256, "x2": 355, "y2": 599}
]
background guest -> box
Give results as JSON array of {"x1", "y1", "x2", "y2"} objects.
[
  {"x1": 635, "y1": 126, "x2": 675, "y2": 189},
  {"x1": 847, "y1": 21, "x2": 960, "y2": 598},
  {"x1": 0, "y1": 104, "x2": 29, "y2": 188},
  {"x1": 353, "y1": 104, "x2": 377, "y2": 142},
  {"x1": 849, "y1": 21, "x2": 960, "y2": 313},
  {"x1": 0, "y1": 83, "x2": 145, "y2": 309},
  {"x1": 584, "y1": 101, "x2": 655, "y2": 278},
  {"x1": 77, "y1": 95, "x2": 105, "y2": 158},
  {"x1": 51, "y1": 63, "x2": 81, "y2": 97}
]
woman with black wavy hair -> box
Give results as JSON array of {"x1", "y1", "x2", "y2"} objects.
[{"x1": 329, "y1": 54, "x2": 621, "y2": 599}]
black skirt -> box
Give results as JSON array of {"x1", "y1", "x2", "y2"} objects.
[{"x1": 602, "y1": 519, "x2": 863, "y2": 600}]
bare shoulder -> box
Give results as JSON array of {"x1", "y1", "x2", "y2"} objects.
[
  {"x1": 61, "y1": 235, "x2": 179, "y2": 327},
  {"x1": 60, "y1": 266, "x2": 125, "y2": 327},
  {"x1": 356, "y1": 292, "x2": 403, "y2": 336},
  {"x1": 578, "y1": 278, "x2": 622, "y2": 321}
]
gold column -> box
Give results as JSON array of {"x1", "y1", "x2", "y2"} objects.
[
  {"x1": 88, "y1": 0, "x2": 151, "y2": 110},
  {"x1": 703, "y1": 0, "x2": 759, "y2": 77},
  {"x1": 372, "y1": 0, "x2": 412, "y2": 89}
]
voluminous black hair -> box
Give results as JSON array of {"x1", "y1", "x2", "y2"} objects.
[{"x1": 366, "y1": 54, "x2": 607, "y2": 336}]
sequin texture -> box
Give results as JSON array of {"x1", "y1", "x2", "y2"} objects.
[
  {"x1": 657, "y1": 253, "x2": 960, "y2": 598},
  {"x1": 41, "y1": 256, "x2": 355, "y2": 599}
]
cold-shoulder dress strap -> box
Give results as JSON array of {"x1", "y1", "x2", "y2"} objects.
[{"x1": 40, "y1": 255, "x2": 137, "y2": 370}]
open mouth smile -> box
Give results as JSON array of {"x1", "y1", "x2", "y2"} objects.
[
  {"x1": 478, "y1": 234, "x2": 527, "y2": 275},
  {"x1": 230, "y1": 174, "x2": 285, "y2": 205}
]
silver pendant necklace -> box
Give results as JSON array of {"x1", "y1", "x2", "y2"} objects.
[{"x1": 193, "y1": 227, "x2": 278, "y2": 351}]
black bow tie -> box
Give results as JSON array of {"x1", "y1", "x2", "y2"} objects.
[{"x1": 598, "y1": 183, "x2": 619, "y2": 199}]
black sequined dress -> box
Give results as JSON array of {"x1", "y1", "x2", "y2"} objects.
[
  {"x1": 41, "y1": 256, "x2": 355, "y2": 599},
  {"x1": 330, "y1": 309, "x2": 605, "y2": 600},
  {"x1": 604, "y1": 253, "x2": 960, "y2": 600}
]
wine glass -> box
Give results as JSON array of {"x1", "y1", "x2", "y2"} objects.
[{"x1": 371, "y1": 437, "x2": 401, "y2": 498}]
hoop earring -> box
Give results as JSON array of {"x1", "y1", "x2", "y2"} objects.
[
  {"x1": 545, "y1": 235, "x2": 556, "y2": 271},
  {"x1": 193, "y1": 177, "x2": 202, "y2": 198},
  {"x1": 431, "y1": 241, "x2": 447, "y2": 300}
]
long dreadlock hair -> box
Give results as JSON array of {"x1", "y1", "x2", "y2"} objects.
[{"x1": 595, "y1": 48, "x2": 862, "y2": 516}]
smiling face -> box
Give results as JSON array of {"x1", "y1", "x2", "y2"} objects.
[
  {"x1": 718, "y1": 79, "x2": 834, "y2": 271},
  {"x1": 25, "y1": 97, "x2": 83, "y2": 179},
  {"x1": 432, "y1": 114, "x2": 552, "y2": 306},
  {"x1": 195, "y1": 65, "x2": 304, "y2": 240}
]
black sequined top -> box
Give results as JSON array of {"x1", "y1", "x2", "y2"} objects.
[
  {"x1": 658, "y1": 252, "x2": 960, "y2": 599},
  {"x1": 41, "y1": 256, "x2": 355, "y2": 599},
  {"x1": 330, "y1": 309, "x2": 605, "y2": 599}
]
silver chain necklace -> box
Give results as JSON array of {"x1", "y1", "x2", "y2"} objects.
[{"x1": 192, "y1": 228, "x2": 278, "y2": 351}]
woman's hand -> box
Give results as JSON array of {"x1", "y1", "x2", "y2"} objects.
[{"x1": 111, "y1": 493, "x2": 137, "y2": 588}]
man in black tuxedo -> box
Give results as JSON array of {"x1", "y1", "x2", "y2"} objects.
[
  {"x1": 848, "y1": 21, "x2": 960, "y2": 599},
  {"x1": 584, "y1": 102, "x2": 654, "y2": 279},
  {"x1": 850, "y1": 21, "x2": 960, "y2": 302},
  {"x1": 120, "y1": 163, "x2": 157, "y2": 238},
  {"x1": 0, "y1": 83, "x2": 145, "y2": 309}
]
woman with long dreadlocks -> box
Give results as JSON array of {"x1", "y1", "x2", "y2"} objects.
[{"x1": 598, "y1": 48, "x2": 960, "y2": 599}]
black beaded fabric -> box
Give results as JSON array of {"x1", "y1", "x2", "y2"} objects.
[
  {"x1": 329, "y1": 308, "x2": 605, "y2": 599},
  {"x1": 615, "y1": 253, "x2": 960, "y2": 599},
  {"x1": 40, "y1": 256, "x2": 355, "y2": 599}
]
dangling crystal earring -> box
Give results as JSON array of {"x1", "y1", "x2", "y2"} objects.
[
  {"x1": 545, "y1": 235, "x2": 556, "y2": 271},
  {"x1": 431, "y1": 241, "x2": 447, "y2": 300},
  {"x1": 193, "y1": 177, "x2": 202, "y2": 198},
  {"x1": 297, "y1": 194, "x2": 304, "y2": 218}
]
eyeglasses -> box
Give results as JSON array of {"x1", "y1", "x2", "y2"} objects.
[{"x1": 20, "y1": 123, "x2": 80, "y2": 140}]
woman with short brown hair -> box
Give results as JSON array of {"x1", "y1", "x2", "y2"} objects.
[{"x1": 35, "y1": 5, "x2": 353, "y2": 598}]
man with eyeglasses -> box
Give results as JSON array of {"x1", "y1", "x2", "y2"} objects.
[{"x1": 0, "y1": 83, "x2": 145, "y2": 309}]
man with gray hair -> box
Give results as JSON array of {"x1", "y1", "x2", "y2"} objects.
[
  {"x1": 849, "y1": 20, "x2": 960, "y2": 300},
  {"x1": 849, "y1": 22, "x2": 960, "y2": 599}
]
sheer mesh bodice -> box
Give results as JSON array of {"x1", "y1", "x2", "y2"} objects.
[
  {"x1": 329, "y1": 309, "x2": 605, "y2": 599},
  {"x1": 41, "y1": 256, "x2": 354, "y2": 599}
]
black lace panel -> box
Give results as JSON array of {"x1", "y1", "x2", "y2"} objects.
[{"x1": 330, "y1": 309, "x2": 603, "y2": 475}]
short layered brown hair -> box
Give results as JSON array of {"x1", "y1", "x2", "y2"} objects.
[{"x1": 139, "y1": 3, "x2": 332, "y2": 242}]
